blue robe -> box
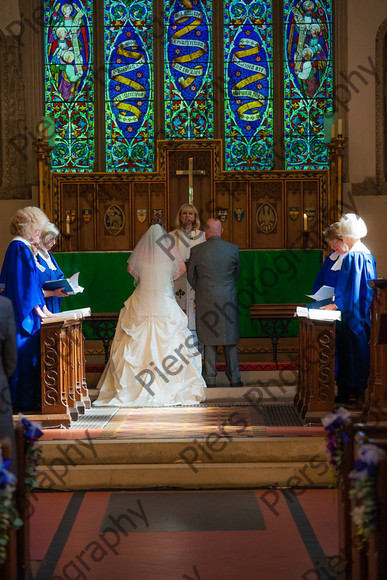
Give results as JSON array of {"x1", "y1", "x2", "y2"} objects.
[
  {"x1": 0, "y1": 240, "x2": 45, "y2": 411},
  {"x1": 36, "y1": 251, "x2": 64, "y2": 314},
  {"x1": 312, "y1": 252, "x2": 340, "y2": 294},
  {"x1": 334, "y1": 245, "x2": 377, "y2": 396}
]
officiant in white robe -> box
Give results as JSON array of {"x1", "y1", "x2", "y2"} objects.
[{"x1": 169, "y1": 204, "x2": 205, "y2": 330}]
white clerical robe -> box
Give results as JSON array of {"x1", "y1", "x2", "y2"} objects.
[{"x1": 170, "y1": 228, "x2": 206, "y2": 330}]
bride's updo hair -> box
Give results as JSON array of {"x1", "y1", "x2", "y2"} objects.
[{"x1": 149, "y1": 216, "x2": 165, "y2": 228}]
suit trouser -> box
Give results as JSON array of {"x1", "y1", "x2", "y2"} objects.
[{"x1": 203, "y1": 344, "x2": 241, "y2": 385}]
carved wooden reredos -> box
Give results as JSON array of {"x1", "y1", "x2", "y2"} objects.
[{"x1": 39, "y1": 139, "x2": 332, "y2": 251}]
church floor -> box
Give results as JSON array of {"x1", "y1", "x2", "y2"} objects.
[{"x1": 30, "y1": 488, "x2": 339, "y2": 580}]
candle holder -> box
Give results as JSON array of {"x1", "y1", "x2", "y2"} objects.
[
  {"x1": 62, "y1": 232, "x2": 73, "y2": 252},
  {"x1": 302, "y1": 229, "x2": 310, "y2": 249}
]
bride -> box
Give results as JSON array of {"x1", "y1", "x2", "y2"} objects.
[{"x1": 94, "y1": 218, "x2": 206, "y2": 406}]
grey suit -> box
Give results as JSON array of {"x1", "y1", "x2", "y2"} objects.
[
  {"x1": 187, "y1": 237, "x2": 241, "y2": 386},
  {"x1": 0, "y1": 295, "x2": 17, "y2": 469}
]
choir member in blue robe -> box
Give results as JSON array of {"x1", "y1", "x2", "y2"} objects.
[
  {"x1": 36, "y1": 223, "x2": 68, "y2": 314},
  {"x1": 0, "y1": 206, "x2": 51, "y2": 411},
  {"x1": 321, "y1": 214, "x2": 377, "y2": 407},
  {"x1": 312, "y1": 222, "x2": 348, "y2": 293}
]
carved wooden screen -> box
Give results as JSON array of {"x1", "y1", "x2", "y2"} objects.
[{"x1": 48, "y1": 139, "x2": 327, "y2": 251}]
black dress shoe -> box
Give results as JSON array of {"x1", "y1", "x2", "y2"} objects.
[{"x1": 230, "y1": 381, "x2": 244, "y2": 387}]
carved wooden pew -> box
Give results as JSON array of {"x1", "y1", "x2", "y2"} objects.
[
  {"x1": 339, "y1": 423, "x2": 387, "y2": 580},
  {"x1": 0, "y1": 423, "x2": 32, "y2": 580},
  {"x1": 40, "y1": 308, "x2": 91, "y2": 425},
  {"x1": 0, "y1": 437, "x2": 17, "y2": 580},
  {"x1": 366, "y1": 437, "x2": 387, "y2": 580},
  {"x1": 364, "y1": 279, "x2": 387, "y2": 423},
  {"x1": 14, "y1": 423, "x2": 31, "y2": 580}
]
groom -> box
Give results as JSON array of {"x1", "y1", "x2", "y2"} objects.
[{"x1": 187, "y1": 218, "x2": 242, "y2": 387}]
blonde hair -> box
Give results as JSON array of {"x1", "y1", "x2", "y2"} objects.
[
  {"x1": 10, "y1": 206, "x2": 48, "y2": 239},
  {"x1": 175, "y1": 203, "x2": 201, "y2": 231},
  {"x1": 323, "y1": 222, "x2": 343, "y2": 242}
]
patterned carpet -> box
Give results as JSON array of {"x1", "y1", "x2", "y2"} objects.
[
  {"x1": 96, "y1": 403, "x2": 304, "y2": 439},
  {"x1": 98, "y1": 406, "x2": 267, "y2": 439}
]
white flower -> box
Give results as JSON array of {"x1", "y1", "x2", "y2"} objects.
[
  {"x1": 321, "y1": 407, "x2": 351, "y2": 428},
  {"x1": 349, "y1": 467, "x2": 369, "y2": 480},
  {"x1": 351, "y1": 505, "x2": 365, "y2": 527},
  {"x1": 359, "y1": 444, "x2": 386, "y2": 466}
]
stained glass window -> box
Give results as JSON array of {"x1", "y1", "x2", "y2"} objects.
[
  {"x1": 164, "y1": 0, "x2": 214, "y2": 139},
  {"x1": 44, "y1": 0, "x2": 94, "y2": 172},
  {"x1": 44, "y1": 1, "x2": 333, "y2": 173},
  {"x1": 224, "y1": 1, "x2": 273, "y2": 171},
  {"x1": 284, "y1": 0, "x2": 333, "y2": 169},
  {"x1": 105, "y1": 0, "x2": 154, "y2": 172}
]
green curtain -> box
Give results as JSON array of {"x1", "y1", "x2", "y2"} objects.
[{"x1": 54, "y1": 249, "x2": 322, "y2": 338}]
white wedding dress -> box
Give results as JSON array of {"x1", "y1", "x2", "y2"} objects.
[{"x1": 94, "y1": 258, "x2": 206, "y2": 407}]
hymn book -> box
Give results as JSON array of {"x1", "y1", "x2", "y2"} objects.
[{"x1": 42, "y1": 272, "x2": 84, "y2": 295}]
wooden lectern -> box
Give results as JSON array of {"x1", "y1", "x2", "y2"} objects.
[
  {"x1": 295, "y1": 316, "x2": 336, "y2": 424},
  {"x1": 40, "y1": 308, "x2": 91, "y2": 426}
]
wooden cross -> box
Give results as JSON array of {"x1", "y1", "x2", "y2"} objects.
[{"x1": 176, "y1": 157, "x2": 205, "y2": 205}]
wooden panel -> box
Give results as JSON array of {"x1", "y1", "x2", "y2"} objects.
[
  {"x1": 303, "y1": 180, "x2": 320, "y2": 248},
  {"x1": 150, "y1": 182, "x2": 166, "y2": 233},
  {"x1": 286, "y1": 180, "x2": 302, "y2": 248},
  {"x1": 132, "y1": 182, "x2": 150, "y2": 247},
  {"x1": 215, "y1": 181, "x2": 232, "y2": 241},
  {"x1": 97, "y1": 182, "x2": 130, "y2": 251},
  {"x1": 231, "y1": 182, "x2": 248, "y2": 249},
  {"x1": 61, "y1": 183, "x2": 78, "y2": 251},
  {"x1": 79, "y1": 183, "x2": 96, "y2": 251},
  {"x1": 250, "y1": 181, "x2": 283, "y2": 249}
]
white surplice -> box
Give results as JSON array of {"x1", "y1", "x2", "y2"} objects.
[
  {"x1": 170, "y1": 228, "x2": 206, "y2": 329},
  {"x1": 94, "y1": 261, "x2": 206, "y2": 407}
]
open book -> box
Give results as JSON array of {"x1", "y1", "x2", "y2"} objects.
[
  {"x1": 296, "y1": 306, "x2": 341, "y2": 321},
  {"x1": 43, "y1": 307, "x2": 92, "y2": 323},
  {"x1": 42, "y1": 272, "x2": 84, "y2": 295},
  {"x1": 306, "y1": 285, "x2": 334, "y2": 309}
]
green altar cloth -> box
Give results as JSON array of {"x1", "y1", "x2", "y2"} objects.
[{"x1": 53, "y1": 249, "x2": 322, "y2": 338}]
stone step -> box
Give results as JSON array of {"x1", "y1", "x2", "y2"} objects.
[
  {"x1": 37, "y1": 436, "x2": 330, "y2": 490},
  {"x1": 36, "y1": 461, "x2": 331, "y2": 490}
]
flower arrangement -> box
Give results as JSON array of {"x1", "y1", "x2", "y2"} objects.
[
  {"x1": 19, "y1": 415, "x2": 43, "y2": 493},
  {"x1": 321, "y1": 407, "x2": 352, "y2": 485},
  {"x1": 0, "y1": 449, "x2": 22, "y2": 565},
  {"x1": 349, "y1": 443, "x2": 385, "y2": 550}
]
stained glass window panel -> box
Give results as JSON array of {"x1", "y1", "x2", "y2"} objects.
[
  {"x1": 44, "y1": 0, "x2": 94, "y2": 172},
  {"x1": 224, "y1": 1, "x2": 273, "y2": 171},
  {"x1": 164, "y1": 0, "x2": 214, "y2": 140},
  {"x1": 284, "y1": 0, "x2": 333, "y2": 169},
  {"x1": 105, "y1": 2, "x2": 154, "y2": 172}
]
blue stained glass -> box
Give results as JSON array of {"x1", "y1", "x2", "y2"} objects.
[
  {"x1": 105, "y1": 1, "x2": 154, "y2": 172},
  {"x1": 164, "y1": 0, "x2": 213, "y2": 139},
  {"x1": 224, "y1": 1, "x2": 274, "y2": 170}
]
